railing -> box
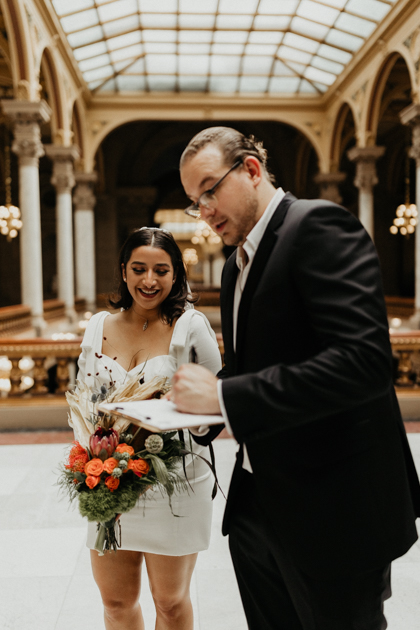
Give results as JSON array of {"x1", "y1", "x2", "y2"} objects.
[
  {"x1": 385, "y1": 296, "x2": 415, "y2": 319},
  {"x1": 390, "y1": 331, "x2": 420, "y2": 388},
  {"x1": 0, "y1": 332, "x2": 417, "y2": 401},
  {"x1": 0, "y1": 338, "x2": 82, "y2": 397},
  {"x1": 0, "y1": 298, "x2": 88, "y2": 337},
  {"x1": 0, "y1": 304, "x2": 32, "y2": 337}
]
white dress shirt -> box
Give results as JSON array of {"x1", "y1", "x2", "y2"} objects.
[{"x1": 217, "y1": 188, "x2": 286, "y2": 472}]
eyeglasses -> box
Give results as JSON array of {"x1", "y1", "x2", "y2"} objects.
[{"x1": 184, "y1": 160, "x2": 242, "y2": 219}]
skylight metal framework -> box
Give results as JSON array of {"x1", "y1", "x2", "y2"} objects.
[{"x1": 51, "y1": 0, "x2": 398, "y2": 96}]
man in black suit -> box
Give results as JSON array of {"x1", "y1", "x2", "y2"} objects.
[{"x1": 171, "y1": 126, "x2": 420, "y2": 630}]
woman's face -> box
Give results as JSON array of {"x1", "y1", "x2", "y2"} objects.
[{"x1": 122, "y1": 245, "x2": 175, "y2": 312}]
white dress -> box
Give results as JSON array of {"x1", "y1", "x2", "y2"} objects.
[{"x1": 75, "y1": 309, "x2": 222, "y2": 555}]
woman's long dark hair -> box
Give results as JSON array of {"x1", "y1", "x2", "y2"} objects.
[{"x1": 109, "y1": 228, "x2": 196, "y2": 326}]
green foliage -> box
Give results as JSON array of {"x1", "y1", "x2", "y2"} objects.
[{"x1": 59, "y1": 432, "x2": 187, "y2": 525}]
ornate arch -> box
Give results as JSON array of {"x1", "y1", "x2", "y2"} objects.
[
  {"x1": 85, "y1": 112, "x2": 324, "y2": 174},
  {"x1": 39, "y1": 46, "x2": 65, "y2": 138},
  {"x1": 0, "y1": 0, "x2": 34, "y2": 95},
  {"x1": 329, "y1": 102, "x2": 357, "y2": 172},
  {"x1": 366, "y1": 52, "x2": 413, "y2": 144},
  {"x1": 72, "y1": 98, "x2": 86, "y2": 161}
]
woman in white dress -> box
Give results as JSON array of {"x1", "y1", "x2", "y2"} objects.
[{"x1": 75, "y1": 227, "x2": 222, "y2": 630}]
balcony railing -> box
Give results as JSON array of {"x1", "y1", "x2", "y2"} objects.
[
  {"x1": 0, "y1": 338, "x2": 82, "y2": 396},
  {"x1": 391, "y1": 331, "x2": 420, "y2": 388},
  {"x1": 0, "y1": 299, "x2": 87, "y2": 337}
]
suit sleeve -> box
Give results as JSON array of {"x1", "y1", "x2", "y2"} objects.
[{"x1": 222, "y1": 205, "x2": 394, "y2": 443}]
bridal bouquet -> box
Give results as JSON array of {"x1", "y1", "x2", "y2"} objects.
[{"x1": 58, "y1": 373, "x2": 186, "y2": 554}]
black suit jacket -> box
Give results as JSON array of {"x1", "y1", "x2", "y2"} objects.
[{"x1": 198, "y1": 193, "x2": 420, "y2": 579}]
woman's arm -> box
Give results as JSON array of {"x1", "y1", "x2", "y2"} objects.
[
  {"x1": 188, "y1": 313, "x2": 222, "y2": 375},
  {"x1": 187, "y1": 313, "x2": 225, "y2": 443}
]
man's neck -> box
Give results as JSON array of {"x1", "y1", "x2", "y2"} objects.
[{"x1": 255, "y1": 181, "x2": 278, "y2": 223}]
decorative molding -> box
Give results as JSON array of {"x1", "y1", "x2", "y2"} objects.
[
  {"x1": 313, "y1": 172, "x2": 346, "y2": 204},
  {"x1": 399, "y1": 103, "x2": 420, "y2": 163},
  {"x1": 45, "y1": 144, "x2": 80, "y2": 193},
  {"x1": 73, "y1": 172, "x2": 97, "y2": 211},
  {"x1": 305, "y1": 121, "x2": 322, "y2": 137},
  {"x1": 1, "y1": 99, "x2": 52, "y2": 166},
  {"x1": 347, "y1": 146, "x2": 385, "y2": 192},
  {"x1": 350, "y1": 81, "x2": 367, "y2": 122},
  {"x1": 91, "y1": 120, "x2": 108, "y2": 136}
]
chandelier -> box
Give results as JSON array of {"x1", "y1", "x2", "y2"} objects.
[
  {"x1": 0, "y1": 135, "x2": 22, "y2": 241},
  {"x1": 183, "y1": 248, "x2": 199, "y2": 266},
  {"x1": 390, "y1": 149, "x2": 417, "y2": 236},
  {"x1": 191, "y1": 221, "x2": 221, "y2": 253}
]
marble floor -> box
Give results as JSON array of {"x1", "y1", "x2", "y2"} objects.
[{"x1": 0, "y1": 436, "x2": 419, "y2": 630}]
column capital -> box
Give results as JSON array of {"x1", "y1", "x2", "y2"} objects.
[
  {"x1": 399, "y1": 103, "x2": 420, "y2": 127},
  {"x1": 1, "y1": 100, "x2": 52, "y2": 167},
  {"x1": 45, "y1": 145, "x2": 80, "y2": 193},
  {"x1": 73, "y1": 171, "x2": 97, "y2": 211},
  {"x1": 1, "y1": 99, "x2": 52, "y2": 123},
  {"x1": 313, "y1": 172, "x2": 346, "y2": 204},
  {"x1": 400, "y1": 104, "x2": 420, "y2": 164},
  {"x1": 347, "y1": 146, "x2": 385, "y2": 163},
  {"x1": 347, "y1": 146, "x2": 385, "y2": 192}
]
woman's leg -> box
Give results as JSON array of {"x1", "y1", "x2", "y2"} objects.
[
  {"x1": 144, "y1": 552, "x2": 198, "y2": 630},
  {"x1": 90, "y1": 549, "x2": 145, "y2": 630}
]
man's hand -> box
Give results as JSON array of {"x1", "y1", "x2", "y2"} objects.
[{"x1": 170, "y1": 363, "x2": 221, "y2": 415}]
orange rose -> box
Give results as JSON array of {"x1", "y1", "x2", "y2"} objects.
[
  {"x1": 103, "y1": 457, "x2": 118, "y2": 474},
  {"x1": 84, "y1": 458, "x2": 104, "y2": 476},
  {"x1": 115, "y1": 444, "x2": 134, "y2": 456},
  {"x1": 105, "y1": 475, "x2": 120, "y2": 492},
  {"x1": 66, "y1": 442, "x2": 89, "y2": 471},
  {"x1": 86, "y1": 475, "x2": 101, "y2": 489},
  {"x1": 128, "y1": 458, "x2": 150, "y2": 478}
]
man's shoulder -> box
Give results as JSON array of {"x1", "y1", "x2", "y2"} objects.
[
  {"x1": 284, "y1": 195, "x2": 360, "y2": 229},
  {"x1": 288, "y1": 196, "x2": 346, "y2": 215}
]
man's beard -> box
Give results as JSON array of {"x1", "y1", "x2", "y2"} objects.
[{"x1": 222, "y1": 193, "x2": 259, "y2": 247}]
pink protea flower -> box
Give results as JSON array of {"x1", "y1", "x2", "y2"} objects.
[{"x1": 89, "y1": 427, "x2": 119, "y2": 458}]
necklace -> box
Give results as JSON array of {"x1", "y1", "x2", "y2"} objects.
[{"x1": 130, "y1": 307, "x2": 149, "y2": 331}]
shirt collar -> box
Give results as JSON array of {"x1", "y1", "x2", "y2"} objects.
[{"x1": 236, "y1": 187, "x2": 285, "y2": 271}]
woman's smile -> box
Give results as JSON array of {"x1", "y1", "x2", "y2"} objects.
[
  {"x1": 123, "y1": 245, "x2": 175, "y2": 315},
  {"x1": 138, "y1": 287, "x2": 160, "y2": 298}
]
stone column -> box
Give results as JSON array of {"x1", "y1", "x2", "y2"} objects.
[
  {"x1": 45, "y1": 145, "x2": 80, "y2": 322},
  {"x1": 1, "y1": 100, "x2": 51, "y2": 336},
  {"x1": 313, "y1": 172, "x2": 346, "y2": 205},
  {"x1": 73, "y1": 172, "x2": 97, "y2": 312},
  {"x1": 400, "y1": 103, "x2": 420, "y2": 327},
  {"x1": 347, "y1": 146, "x2": 385, "y2": 240}
]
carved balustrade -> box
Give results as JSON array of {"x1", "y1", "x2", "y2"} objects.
[
  {"x1": 0, "y1": 299, "x2": 88, "y2": 337},
  {"x1": 390, "y1": 331, "x2": 420, "y2": 388},
  {"x1": 0, "y1": 331, "x2": 415, "y2": 400},
  {"x1": 0, "y1": 305, "x2": 32, "y2": 337},
  {"x1": 0, "y1": 338, "x2": 82, "y2": 397}
]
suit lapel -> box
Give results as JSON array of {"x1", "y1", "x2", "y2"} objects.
[
  {"x1": 220, "y1": 253, "x2": 238, "y2": 371},
  {"x1": 235, "y1": 192, "x2": 296, "y2": 367}
]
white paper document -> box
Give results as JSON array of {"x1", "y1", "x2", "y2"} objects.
[{"x1": 98, "y1": 399, "x2": 223, "y2": 432}]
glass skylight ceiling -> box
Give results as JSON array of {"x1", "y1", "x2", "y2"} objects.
[{"x1": 52, "y1": 0, "x2": 398, "y2": 96}]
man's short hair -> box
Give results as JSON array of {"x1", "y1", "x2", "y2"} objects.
[{"x1": 180, "y1": 126, "x2": 275, "y2": 184}]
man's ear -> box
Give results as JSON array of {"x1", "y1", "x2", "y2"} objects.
[{"x1": 243, "y1": 155, "x2": 262, "y2": 186}]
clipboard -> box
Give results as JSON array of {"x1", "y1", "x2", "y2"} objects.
[{"x1": 98, "y1": 399, "x2": 223, "y2": 433}]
